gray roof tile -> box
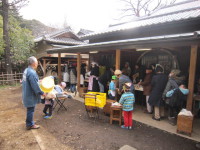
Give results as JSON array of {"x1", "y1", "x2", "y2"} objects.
[
  {"x1": 81, "y1": 0, "x2": 200, "y2": 39},
  {"x1": 45, "y1": 37, "x2": 86, "y2": 45},
  {"x1": 34, "y1": 27, "x2": 86, "y2": 45}
]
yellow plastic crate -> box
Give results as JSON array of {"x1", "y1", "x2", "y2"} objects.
[{"x1": 84, "y1": 92, "x2": 106, "y2": 108}]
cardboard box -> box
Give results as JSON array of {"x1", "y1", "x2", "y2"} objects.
[{"x1": 177, "y1": 115, "x2": 193, "y2": 136}]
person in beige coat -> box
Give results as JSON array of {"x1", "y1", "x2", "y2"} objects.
[{"x1": 138, "y1": 67, "x2": 153, "y2": 113}]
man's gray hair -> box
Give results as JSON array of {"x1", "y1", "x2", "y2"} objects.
[{"x1": 28, "y1": 56, "x2": 37, "y2": 65}]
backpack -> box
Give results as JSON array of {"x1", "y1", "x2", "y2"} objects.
[
  {"x1": 168, "y1": 88, "x2": 187, "y2": 108},
  {"x1": 165, "y1": 79, "x2": 179, "y2": 105}
]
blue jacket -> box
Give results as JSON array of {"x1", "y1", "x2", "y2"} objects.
[
  {"x1": 166, "y1": 88, "x2": 189, "y2": 97},
  {"x1": 119, "y1": 92, "x2": 135, "y2": 111},
  {"x1": 22, "y1": 67, "x2": 44, "y2": 107},
  {"x1": 119, "y1": 75, "x2": 134, "y2": 93}
]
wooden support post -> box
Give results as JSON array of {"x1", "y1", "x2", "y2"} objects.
[
  {"x1": 77, "y1": 53, "x2": 81, "y2": 92},
  {"x1": 58, "y1": 53, "x2": 61, "y2": 83},
  {"x1": 116, "y1": 49, "x2": 121, "y2": 70},
  {"x1": 186, "y1": 45, "x2": 198, "y2": 111},
  {"x1": 43, "y1": 59, "x2": 46, "y2": 77}
]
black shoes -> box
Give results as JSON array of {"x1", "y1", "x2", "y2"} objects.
[{"x1": 152, "y1": 116, "x2": 160, "y2": 121}]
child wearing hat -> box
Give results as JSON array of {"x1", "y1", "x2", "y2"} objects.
[
  {"x1": 119, "y1": 82, "x2": 135, "y2": 130},
  {"x1": 108, "y1": 75, "x2": 117, "y2": 100}
]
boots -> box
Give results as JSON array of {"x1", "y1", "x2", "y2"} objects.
[{"x1": 168, "y1": 117, "x2": 176, "y2": 126}]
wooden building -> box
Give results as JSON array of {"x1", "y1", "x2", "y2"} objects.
[
  {"x1": 34, "y1": 27, "x2": 92, "y2": 77},
  {"x1": 47, "y1": 0, "x2": 200, "y2": 113}
]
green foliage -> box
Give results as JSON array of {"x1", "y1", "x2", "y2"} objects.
[
  {"x1": 0, "y1": 16, "x2": 4, "y2": 58},
  {"x1": 0, "y1": 15, "x2": 35, "y2": 64},
  {"x1": 9, "y1": 16, "x2": 35, "y2": 64}
]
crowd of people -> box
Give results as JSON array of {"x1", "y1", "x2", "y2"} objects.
[
  {"x1": 22, "y1": 56, "x2": 189, "y2": 130},
  {"x1": 86, "y1": 62, "x2": 189, "y2": 127}
]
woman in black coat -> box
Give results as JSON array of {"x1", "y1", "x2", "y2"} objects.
[
  {"x1": 90, "y1": 63, "x2": 99, "y2": 92},
  {"x1": 148, "y1": 65, "x2": 168, "y2": 121}
]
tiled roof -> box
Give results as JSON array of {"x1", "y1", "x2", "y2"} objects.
[
  {"x1": 34, "y1": 27, "x2": 86, "y2": 45},
  {"x1": 45, "y1": 37, "x2": 86, "y2": 45},
  {"x1": 47, "y1": 27, "x2": 72, "y2": 38},
  {"x1": 81, "y1": 0, "x2": 200, "y2": 39},
  {"x1": 47, "y1": 31, "x2": 199, "y2": 54},
  {"x1": 77, "y1": 29, "x2": 93, "y2": 37},
  {"x1": 150, "y1": 0, "x2": 200, "y2": 17}
]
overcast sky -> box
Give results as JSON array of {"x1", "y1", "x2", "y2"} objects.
[
  {"x1": 19, "y1": 0, "x2": 121, "y2": 32},
  {"x1": 19, "y1": 0, "x2": 185, "y2": 32}
]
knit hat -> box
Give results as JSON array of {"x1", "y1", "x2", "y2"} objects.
[
  {"x1": 114, "y1": 70, "x2": 122, "y2": 75},
  {"x1": 60, "y1": 82, "x2": 66, "y2": 88},
  {"x1": 112, "y1": 75, "x2": 117, "y2": 80},
  {"x1": 170, "y1": 69, "x2": 181, "y2": 76},
  {"x1": 155, "y1": 64, "x2": 164, "y2": 73}
]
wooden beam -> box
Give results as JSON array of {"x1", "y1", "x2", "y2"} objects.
[
  {"x1": 38, "y1": 60, "x2": 44, "y2": 75},
  {"x1": 46, "y1": 61, "x2": 52, "y2": 66},
  {"x1": 58, "y1": 53, "x2": 61, "y2": 83},
  {"x1": 186, "y1": 45, "x2": 198, "y2": 111},
  {"x1": 77, "y1": 53, "x2": 81, "y2": 92},
  {"x1": 43, "y1": 59, "x2": 46, "y2": 77},
  {"x1": 116, "y1": 49, "x2": 121, "y2": 70}
]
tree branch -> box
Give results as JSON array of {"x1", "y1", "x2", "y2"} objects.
[{"x1": 119, "y1": 0, "x2": 177, "y2": 19}]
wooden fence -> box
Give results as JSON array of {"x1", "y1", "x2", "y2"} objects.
[{"x1": 0, "y1": 72, "x2": 23, "y2": 85}]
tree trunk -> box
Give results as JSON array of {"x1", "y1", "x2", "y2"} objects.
[{"x1": 2, "y1": 0, "x2": 12, "y2": 74}]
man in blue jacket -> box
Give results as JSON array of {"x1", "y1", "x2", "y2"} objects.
[
  {"x1": 114, "y1": 70, "x2": 134, "y2": 93},
  {"x1": 22, "y1": 56, "x2": 45, "y2": 130}
]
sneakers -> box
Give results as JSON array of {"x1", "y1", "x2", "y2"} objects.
[
  {"x1": 196, "y1": 143, "x2": 200, "y2": 149},
  {"x1": 121, "y1": 125, "x2": 128, "y2": 129},
  {"x1": 44, "y1": 115, "x2": 52, "y2": 119},
  {"x1": 43, "y1": 113, "x2": 49, "y2": 117},
  {"x1": 26, "y1": 124, "x2": 40, "y2": 130},
  {"x1": 68, "y1": 95, "x2": 72, "y2": 99},
  {"x1": 121, "y1": 125, "x2": 133, "y2": 130}
]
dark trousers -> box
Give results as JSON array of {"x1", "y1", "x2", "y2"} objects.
[
  {"x1": 26, "y1": 107, "x2": 35, "y2": 127},
  {"x1": 43, "y1": 101, "x2": 54, "y2": 116},
  {"x1": 70, "y1": 84, "x2": 76, "y2": 93},
  {"x1": 168, "y1": 106, "x2": 180, "y2": 118}
]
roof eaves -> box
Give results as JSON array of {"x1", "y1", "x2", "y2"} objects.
[
  {"x1": 34, "y1": 37, "x2": 44, "y2": 42},
  {"x1": 45, "y1": 37, "x2": 87, "y2": 45},
  {"x1": 47, "y1": 32, "x2": 196, "y2": 54}
]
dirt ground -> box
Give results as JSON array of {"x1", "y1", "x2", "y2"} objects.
[{"x1": 0, "y1": 86, "x2": 198, "y2": 150}]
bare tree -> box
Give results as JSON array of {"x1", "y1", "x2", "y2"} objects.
[
  {"x1": 1, "y1": 0, "x2": 28, "y2": 74},
  {"x1": 118, "y1": 0, "x2": 176, "y2": 19}
]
